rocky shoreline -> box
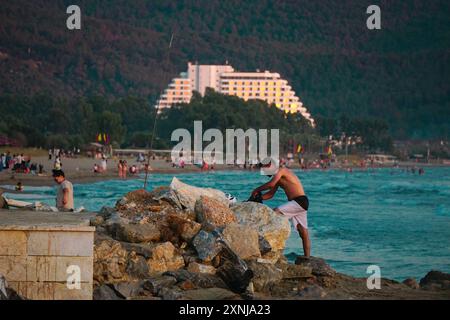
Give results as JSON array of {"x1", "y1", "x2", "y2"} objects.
[{"x1": 2, "y1": 177, "x2": 450, "y2": 300}]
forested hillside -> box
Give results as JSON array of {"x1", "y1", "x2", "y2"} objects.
[{"x1": 0, "y1": 0, "x2": 449, "y2": 139}]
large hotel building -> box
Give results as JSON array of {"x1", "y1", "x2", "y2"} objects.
[{"x1": 156, "y1": 62, "x2": 314, "y2": 126}]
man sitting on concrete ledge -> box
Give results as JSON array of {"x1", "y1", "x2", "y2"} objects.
[{"x1": 53, "y1": 169, "x2": 74, "y2": 212}]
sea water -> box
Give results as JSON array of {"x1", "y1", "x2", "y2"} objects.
[{"x1": 4, "y1": 167, "x2": 450, "y2": 281}]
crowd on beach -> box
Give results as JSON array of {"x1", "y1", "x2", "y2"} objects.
[{"x1": 0, "y1": 151, "x2": 44, "y2": 175}]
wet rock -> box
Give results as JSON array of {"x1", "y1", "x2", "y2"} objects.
[
  {"x1": 247, "y1": 260, "x2": 283, "y2": 292},
  {"x1": 170, "y1": 177, "x2": 228, "y2": 211},
  {"x1": 403, "y1": 278, "x2": 419, "y2": 289},
  {"x1": 146, "y1": 242, "x2": 185, "y2": 274},
  {"x1": 231, "y1": 202, "x2": 290, "y2": 251},
  {"x1": 222, "y1": 223, "x2": 260, "y2": 260},
  {"x1": 195, "y1": 196, "x2": 237, "y2": 228},
  {"x1": 192, "y1": 230, "x2": 222, "y2": 262},
  {"x1": 93, "y1": 284, "x2": 123, "y2": 300},
  {"x1": 183, "y1": 288, "x2": 240, "y2": 300},
  {"x1": 94, "y1": 239, "x2": 130, "y2": 284},
  {"x1": 164, "y1": 269, "x2": 228, "y2": 289},
  {"x1": 279, "y1": 263, "x2": 313, "y2": 280},
  {"x1": 295, "y1": 256, "x2": 336, "y2": 277},
  {"x1": 420, "y1": 271, "x2": 450, "y2": 290},
  {"x1": 187, "y1": 262, "x2": 216, "y2": 275},
  {"x1": 113, "y1": 222, "x2": 161, "y2": 243},
  {"x1": 298, "y1": 284, "x2": 327, "y2": 299}
]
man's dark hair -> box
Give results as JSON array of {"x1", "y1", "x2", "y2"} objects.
[{"x1": 52, "y1": 169, "x2": 65, "y2": 178}]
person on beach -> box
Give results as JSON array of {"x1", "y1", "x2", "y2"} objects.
[
  {"x1": 118, "y1": 160, "x2": 123, "y2": 178},
  {"x1": 250, "y1": 158, "x2": 311, "y2": 257},
  {"x1": 52, "y1": 170, "x2": 74, "y2": 212},
  {"x1": 122, "y1": 160, "x2": 128, "y2": 179}
]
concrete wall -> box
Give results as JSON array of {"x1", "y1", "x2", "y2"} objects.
[{"x1": 0, "y1": 211, "x2": 95, "y2": 300}]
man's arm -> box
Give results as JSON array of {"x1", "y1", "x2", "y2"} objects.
[
  {"x1": 63, "y1": 188, "x2": 69, "y2": 206},
  {"x1": 251, "y1": 170, "x2": 283, "y2": 197},
  {"x1": 261, "y1": 184, "x2": 279, "y2": 200}
]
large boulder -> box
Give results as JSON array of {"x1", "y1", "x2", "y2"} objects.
[
  {"x1": 113, "y1": 222, "x2": 161, "y2": 243},
  {"x1": 231, "y1": 202, "x2": 291, "y2": 251},
  {"x1": 165, "y1": 214, "x2": 201, "y2": 242},
  {"x1": 195, "y1": 196, "x2": 237, "y2": 228},
  {"x1": 170, "y1": 177, "x2": 228, "y2": 211},
  {"x1": 222, "y1": 223, "x2": 261, "y2": 260},
  {"x1": 146, "y1": 242, "x2": 185, "y2": 275}
]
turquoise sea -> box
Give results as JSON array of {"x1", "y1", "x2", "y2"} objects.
[{"x1": 4, "y1": 167, "x2": 450, "y2": 281}]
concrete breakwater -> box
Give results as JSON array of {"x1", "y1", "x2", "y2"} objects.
[{"x1": 1, "y1": 177, "x2": 450, "y2": 300}]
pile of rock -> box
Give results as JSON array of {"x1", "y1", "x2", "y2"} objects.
[
  {"x1": 91, "y1": 178, "x2": 450, "y2": 300},
  {"x1": 92, "y1": 177, "x2": 319, "y2": 300}
]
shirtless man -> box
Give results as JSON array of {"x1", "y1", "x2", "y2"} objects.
[{"x1": 251, "y1": 161, "x2": 311, "y2": 256}]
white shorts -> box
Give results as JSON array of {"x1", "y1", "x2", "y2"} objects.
[{"x1": 277, "y1": 200, "x2": 308, "y2": 229}]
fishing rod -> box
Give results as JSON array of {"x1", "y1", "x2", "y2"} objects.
[{"x1": 143, "y1": 32, "x2": 174, "y2": 189}]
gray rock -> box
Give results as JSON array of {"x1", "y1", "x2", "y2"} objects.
[
  {"x1": 158, "y1": 287, "x2": 184, "y2": 300},
  {"x1": 231, "y1": 202, "x2": 290, "y2": 251},
  {"x1": 93, "y1": 285, "x2": 123, "y2": 300},
  {"x1": 247, "y1": 260, "x2": 283, "y2": 292},
  {"x1": 295, "y1": 256, "x2": 336, "y2": 277},
  {"x1": 403, "y1": 278, "x2": 419, "y2": 289},
  {"x1": 143, "y1": 275, "x2": 178, "y2": 295},
  {"x1": 170, "y1": 177, "x2": 228, "y2": 211},
  {"x1": 192, "y1": 230, "x2": 222, "y2": 262},
  {"x1": 0, "y1": 274, "x2": 8, "y2": 300},
  {"x1": 258, "y1": 235, "x2": 272, "y2": 255},
  {"x1": 419, "y1": 270, "x2": 450, "y2": 290},
  {"x1": 126, "y1": 253, "x2": 149, "y2": 279},
  {"x1": 113, "y1": 281, "x2": 145, "y2": 299},
  {"x1": 183, "y1": 288, "x2": 240, "y2": 300},
  {"x1": 163, "y1": 269, "x2": 228, "y2": 289},
  {"x1": 298, "y1": 284, "x2": 327, "y2": 299}
]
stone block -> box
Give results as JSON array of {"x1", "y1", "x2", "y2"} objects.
[
  {"x1": 27, "y1": 231, "x2": 93, "y2": 256},
  {"x1": 0, "y1": 256, "x2": 27, "y2": 281},
  {"x1": 0, "y1": 231, "x2": 27, "y2": 255},
  {"x1": 26, "y1": 256, "x2": 57, "y2": 282}
]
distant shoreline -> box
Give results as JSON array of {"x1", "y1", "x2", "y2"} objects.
[{"x1": 1, "y1": 160, "x2": 448, "y2": 190}]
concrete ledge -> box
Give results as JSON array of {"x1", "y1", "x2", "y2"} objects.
[{"x1": 0, "y1": 210, "x2": 95, "y2": 300}]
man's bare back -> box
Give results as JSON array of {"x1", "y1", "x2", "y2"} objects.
[
  {"x1": 276, "y1": 167, "x2": 305, "y2": 200},
  {"x1": 251, "y1": 167, "x2": 305, "y2": 201}
]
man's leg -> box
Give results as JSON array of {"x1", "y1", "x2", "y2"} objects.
[{"x1": 297, "y1": 224, "x2": 311, "y2": 257}]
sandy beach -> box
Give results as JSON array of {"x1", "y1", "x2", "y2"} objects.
[{"x1": 0, "y1": 153, "x2": 446, "y2": 191}]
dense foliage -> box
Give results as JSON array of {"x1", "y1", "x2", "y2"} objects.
[
  {"x1": 0, "y1": 0, "x2": 448, "y2": 139},
  {"x1": 0, "y1": 91, "x2": 393, "y2": 153}
]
